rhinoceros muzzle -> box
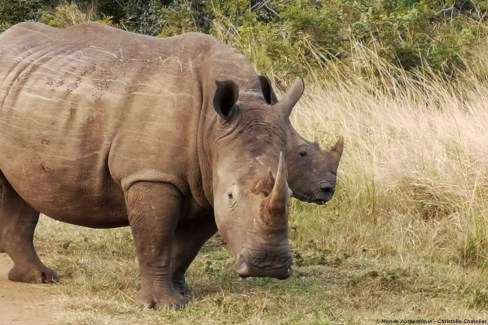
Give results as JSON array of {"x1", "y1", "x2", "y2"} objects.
[
  {"x1": 235, "y1": 251, "x2": 293, "y2": 280},
  {"x1": 310, "y1": 181, "x2": 336, "y2": 205},
  {"x1": 235, "y1": 153, "x2": 293, "y2": 280}
]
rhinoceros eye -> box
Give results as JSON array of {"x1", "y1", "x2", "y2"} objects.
[
  {"x1": 227, "y1": 191, "x2": 236, "y2": 207},
  {"x1": 299, "y1": 150, "x2": 308, "y2": 157}
]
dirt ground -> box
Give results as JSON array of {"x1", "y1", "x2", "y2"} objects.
[{"x1": 0, "y1": 254, "x2": 60, "y2": 325}]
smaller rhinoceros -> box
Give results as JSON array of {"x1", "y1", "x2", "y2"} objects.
[{"x1": 256, "y1": 76, "x2": 344, "y2": 205}]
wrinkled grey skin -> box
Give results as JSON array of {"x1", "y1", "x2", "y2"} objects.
[{"x1": 0, "y1": 22, "x2": 306, "y2": 309}]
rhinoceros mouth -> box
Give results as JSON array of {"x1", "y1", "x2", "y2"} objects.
[
  {"x1": 312, "y1": 199, "x2": 327, "y2": 205},
  {"x1": 236, "y1": 249, "x2": 292, "y2": 280},
  {"x1": 292, "y1": 192, "x2": 329, "y2": 205}
]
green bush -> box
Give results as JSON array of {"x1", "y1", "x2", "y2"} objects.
[
  {"x1": 0, "y1": 0, "x2": 59, "y2": 31},
  {"x1": 0, "y1": 0, "x2": 486, "y2": 80},
  {"x1": 151, "y1": 0, "x2": 487, "y2": 79}
]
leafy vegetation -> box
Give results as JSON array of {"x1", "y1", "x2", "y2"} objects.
[{"x1": 0, "y1": 0, "x2": 487, "y2": 80}]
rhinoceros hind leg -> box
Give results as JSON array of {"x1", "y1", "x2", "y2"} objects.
[
  {"x1": 171, "y1": 215, "x2": 217, "y2": 299},
  {"x1": 0, "y1": 176, "x2": 58, "y2": 283}
]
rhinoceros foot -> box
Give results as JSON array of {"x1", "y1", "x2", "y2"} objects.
[
  {"x1": 174, "y1": 277, "x2": 194, "y2": 298},
  {"x1": 8, "y1": 263, "x2": 59, "y2": 284},
  {"x1": 138, "y1": 288, "x2": 187, "y2": 310}
]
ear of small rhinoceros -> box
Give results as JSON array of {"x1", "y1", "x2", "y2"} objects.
[
  {"x1": 330, "y1": 136, "x2": 344, "y2": 158},
  {"x1": 275, "y1": 77, "x2": 305, "y2": 118},
  {"x1": 258, "y1": 75, "x2": 278, "y2": 105},
  {"x1": 213, "y1": 80, "x2": 239, "y2": 121}
]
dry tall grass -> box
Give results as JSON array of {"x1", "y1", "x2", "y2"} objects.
[{"x1": 290, "y1": 44, "x2": 488, "y2": 270}]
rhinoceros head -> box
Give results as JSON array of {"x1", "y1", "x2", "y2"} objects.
[
  {"x1": 257, "y1": 75, "x2": 344, "y2": 205},
  {"x1": 286, "y1": 133, "x2": 343, "y2": 205},
  {"x1": 210, "y1": 78, "x2": 305, "y2": 280}
]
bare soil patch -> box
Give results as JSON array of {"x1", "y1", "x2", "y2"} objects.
[{"x1": 0, "y1": 254, "x2": 60, "y2": 325}]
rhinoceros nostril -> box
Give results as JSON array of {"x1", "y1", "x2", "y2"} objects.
[
  {"x1": 236, "y1": 254, "x2": 252, "y2": 278},
  {"x1": 320, "y1": 183, "x2": 335, "y2": 196},
  {"x1": 276, "y1": 267, "x2": 293, "y2": 280}
]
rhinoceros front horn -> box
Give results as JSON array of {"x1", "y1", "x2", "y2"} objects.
[
  {"x1": 258, "y1": 152, "x2": 290, "y2": 231},
  {"x1": 275, "y1": 77, "x2": 305, "y2": 118}
]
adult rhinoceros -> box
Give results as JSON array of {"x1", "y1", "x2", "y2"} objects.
[
  {"x1": 0, "y1": 22, "x2": 301, "y2": 309},
  {"x1": 0, "y1": 22, "x2": 340, "y2": 308}
]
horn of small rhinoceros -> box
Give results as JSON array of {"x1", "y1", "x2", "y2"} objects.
[
  {"x1": 275, "y1": 77, "x2": 305, "y2": 118},
  {"x1": 258, "y1": 152, "x2": 289, "y2": 231},
  {"x1": 330, "y1": 136, "x2": 344, "y2": 158}
]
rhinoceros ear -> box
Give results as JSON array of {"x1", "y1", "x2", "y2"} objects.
[
  {"x1": 214, "y1": 80, "x2": 239, "y2": 121},
  {"x1": 258, "y1": 75, "x2": 278, "y2": 105},
  {"x1": 330, "y1": 136, "x2": 344, "y2": 158}
]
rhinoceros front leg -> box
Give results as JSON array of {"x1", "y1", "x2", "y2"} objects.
[
  {"x1": 171, "y1": 214, "x2": 217, "y2": 297},
  {"x1": 0, "y1": 178, "x2": 58, "y2": 283},
  {"x1": 126, "y1": 181, "x2": 185, "y2": 309}
]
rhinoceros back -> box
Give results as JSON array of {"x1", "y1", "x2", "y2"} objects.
[{"x1": 0, "y1": 22, "x2": 206, "y2": 226}]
